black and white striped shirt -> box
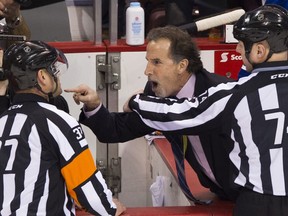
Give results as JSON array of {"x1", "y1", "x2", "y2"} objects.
[
  {"x1": 0, "y1": 93, "x2": 116, "y2": 216},
  {"x1": 129, "y1": 61, "x2": 288, "y2": 196}
]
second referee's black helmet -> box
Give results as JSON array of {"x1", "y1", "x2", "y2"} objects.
[
  {"x1": 233, "y1": 4, "x2": 288, "y2": 55},
  {"x1": 3, "y1": 40, "x2": 68, "y2": 91}
]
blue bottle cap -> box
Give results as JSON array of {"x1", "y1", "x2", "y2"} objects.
[{"x1": 130, "y1": 2, "x2": 140, "y2": 7}]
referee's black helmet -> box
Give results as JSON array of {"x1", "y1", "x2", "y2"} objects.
[
  {"x1": 233, "y1": 4, "x2": 288, "y2": 54},
  {"x1": 3, "y1": 41, "x2": 68, "y2": 91}
]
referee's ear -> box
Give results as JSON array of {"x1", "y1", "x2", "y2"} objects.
[
  {"x1": 254, "y1": 42, "x2": 270, "y2": 63},
  {"x1": 36, "y1": 69, "x2": 51, "y2": 91}
]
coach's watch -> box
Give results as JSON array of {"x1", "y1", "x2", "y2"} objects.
[{"x1": 6, "y1": 15, "x2": 22, "y2": 29}]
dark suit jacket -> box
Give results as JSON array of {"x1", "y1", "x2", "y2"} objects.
[{"x1": 80, "y1": 69, "x2": 240, "y2": 201}]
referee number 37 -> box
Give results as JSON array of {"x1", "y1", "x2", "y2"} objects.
[{"x1": 73, "y1": 126, "x2": 84, "y2": 140}]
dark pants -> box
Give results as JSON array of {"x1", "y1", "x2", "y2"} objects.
[{"x1": 233, "y1": 189, "x2": 288, "y2": 216}]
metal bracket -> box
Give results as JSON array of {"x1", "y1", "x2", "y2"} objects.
[
  {"x1": 97, "y1": 157, "x2": 122, "y2": 197},
  {"x1": 95, "y1": 52, "x2": 121, "y2": 197},
  {"x1": 96, "y1": 53, "x2": 121, "y2": 91}
]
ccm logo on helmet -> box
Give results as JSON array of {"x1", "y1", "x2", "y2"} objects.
[
  {"x1": 271, "y1": 73, "x2": 288, "y2": 79},
  {"x1": 220, "y1": 53, "x2": 242, "y2": 62}
]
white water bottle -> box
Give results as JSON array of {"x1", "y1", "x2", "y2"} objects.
[{"x1": 126, "y1": 2, "x2": 145, "y2": 45}]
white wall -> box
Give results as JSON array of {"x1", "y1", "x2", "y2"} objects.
[{"x1": 61, "y1": 52, "x2": 101, "y2": 163}]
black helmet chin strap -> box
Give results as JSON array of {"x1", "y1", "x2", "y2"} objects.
[
  {"x1": 245, "y1": 50, "x2": 259, "y2": 68},
  {"x1": 48, "y1": 76, "x2": 59, "y2": 104},
  {"x1": 35, "y1": 76, "x2": 59, "y2": 104},
  {"x1": 264, "y1": 50, "x2": 274, "y2": 62},
  {"x1": 244, "y1": 43, "x2": 255, "y2": 68},
  {"x1": 47, "y1": 92, "x2": 54, "y2": 104}
]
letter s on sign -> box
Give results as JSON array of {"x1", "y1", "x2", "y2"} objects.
[{"x1": 220, "y1": 52, "x2": 229, "y2": 63}]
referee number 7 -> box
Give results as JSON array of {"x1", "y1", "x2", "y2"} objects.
[
  {"x1": 0, "y1": 138, "x2": 18, "y2": 171},
  {"x1": 265, "y1": 112, "x2": 285, "y2": 145}
]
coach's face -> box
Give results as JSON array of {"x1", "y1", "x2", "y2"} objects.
[{"x1": 144, "y1": 38, "x2": 189, "y2": 98}]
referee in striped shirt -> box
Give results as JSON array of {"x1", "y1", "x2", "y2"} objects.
[
  {"x1": 129, "y1": 4, "x2": 288, "y2": 216},
  {"x1": 0, "y1": 41, "x2": 125, "y2": 215}
]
